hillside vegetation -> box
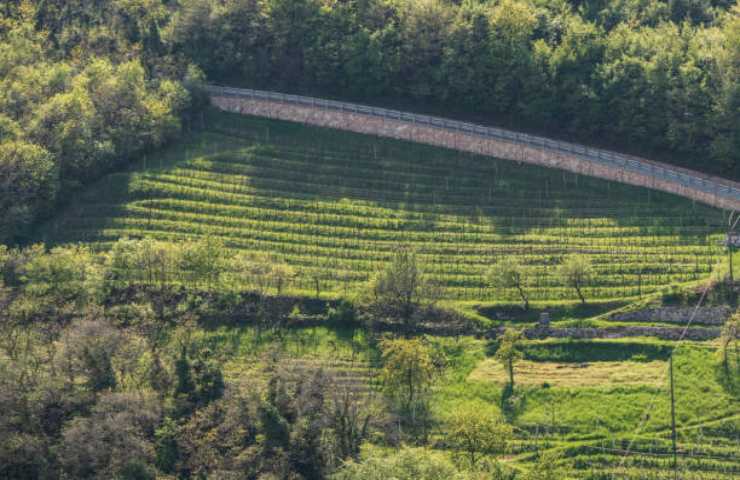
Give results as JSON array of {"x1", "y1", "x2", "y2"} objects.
[
  {"x1": 1, "y1": 2, "x2": 739, "y2": 480},
  {"x1": 173, "y1": 0, "x2": 740, "y2": 177},
  {"x1": 0, "y1": 2, "x2": 201, "y2": 245},
  {"x1": 40, "y1": 110, "x2": 726, "y2": 304}
]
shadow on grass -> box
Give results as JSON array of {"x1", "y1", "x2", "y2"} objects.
[
  {"x1": 501, "y1": 383, "x2": 527, "y2": 423},
  {"x1": 476, "y1": 302, "x2": 626, "y2": 324},
  {"x1": 485, "y1": 339, "x2": 673, "y2": 363},
  {"x1": 715, "y1": 363, "x2": 740, "y2": 400}
]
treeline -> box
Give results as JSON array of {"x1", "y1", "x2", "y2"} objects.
[
  {"x1": 171, "y1": 0, "x2": 740, "y2": 176},
  {"x1": 0, "y1": 2, "x2": 201, "y2": 244}
]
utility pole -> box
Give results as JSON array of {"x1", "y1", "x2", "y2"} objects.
[{"x1": 669, "y1": 354, "x2": 678, "y2": 480}]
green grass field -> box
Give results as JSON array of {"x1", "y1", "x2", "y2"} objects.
[{"x1": 38, "y1": 109, "x2": 727, "y2": 304}]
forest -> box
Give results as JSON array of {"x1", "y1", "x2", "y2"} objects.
[{"x1": 1, "y1": 1, "x2": 740, "y2": 479}]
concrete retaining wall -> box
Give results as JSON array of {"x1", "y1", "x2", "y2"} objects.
[{"x1": 211, "y1": 95, "x2": 740, "y2": 211}]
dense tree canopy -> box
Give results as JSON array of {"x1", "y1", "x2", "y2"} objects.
[
  {"x1": 168, "y1": 0, "x2": 740, "y2": 178},
  {"x1": 0, "y1": 2, "x2": 192, "y2": 244}
]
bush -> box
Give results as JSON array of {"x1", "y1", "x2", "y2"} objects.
[{"x1": 327, "y1": 300, "x2": 356, "y2": 325}]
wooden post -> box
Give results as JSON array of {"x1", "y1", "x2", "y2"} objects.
[{"x1": 670, "y1": 354, "x2": 678, "y2": 480}]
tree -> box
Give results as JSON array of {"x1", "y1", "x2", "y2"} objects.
[
  {"x1": 173, "y1": 347, "x2": 195, "y2": 417},
  {"x1": 21, "y1": 245, "x2": 104, "y2": 310},
  {"x1": 379, "y1": 337, "x2": 436, "y2": 425},
  {"x1": 176, "y1": 391, "x2": 261, "y2": 478},
  {"x1": 260, "y1": 402, "x2": 291, "y2": 452},
  {"x1": 154, "y1": 417, "x2": 179, "y2": 474},
  {"x1": 0, "y1": 141, "x2": 56, "y2": 242},
  {"x1": 488, "y1": 257, "x2": 530, "y2": 310},
  {"x1": 523, "y1": 450, "x2": 564, "y2": 480},
  {"x1": 57, "y1": 392, "x2": 161, "y2": 480},
  {"x1": 719, "y1": 310, "x2": 739, "y2": 376},
  {"x1": 494, "y1": 328, "x2": 523, "y2": 389},
  {"x1": 447, "y1": 404, "x2": 512, "y2": 467},
  {"x1": 370, "y1": 248, "x2": 442, "y2": 333},
  {"x1": 327, "y1": 384, "x2": 374, "y2": 463},
  {"x1": 179, "y1": 237, "x2": 225, "y2": 290},
  {"x1": 558, "y1": 254, "x2": 593, "y2": 304},
  {"x1": 332, "y1": 446, "x2": 481, "y2": 480},
  {"x1": 172, "y1": 346, "x2": 224, "y2": 417},
  {"x1": 233, "y1": 252, "x2": 296, "y2": 295},
  {"x1": 57, "y1": 317, "x2": 123, "y2": 393}
]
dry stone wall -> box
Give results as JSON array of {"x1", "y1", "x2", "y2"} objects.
[
  {"x1": 524, "y1": 325, "x2": 722, "y2": 341},
  {"x1": 612, "y1": 306, "x2": 732, "y2": 326},
  {"x1": 211, "y1": 95, "x2": 740, "y2": 211}
]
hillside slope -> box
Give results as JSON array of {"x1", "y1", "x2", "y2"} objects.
[{"x1": 38, "y1": 109, "x2": 725, "y2": 304}]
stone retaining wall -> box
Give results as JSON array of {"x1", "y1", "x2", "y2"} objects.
[
  {"x1": 211, "y1": 95, "x2": 740, "y2": 211},
  {"x1": 524, "y1": 325, "x2": 721, "y2": 341},
  {"x1": 612, "y1": 306, "x2": 732, "y2": 326}
]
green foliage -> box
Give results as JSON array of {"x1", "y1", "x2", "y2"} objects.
[
  {"x1": 20, "y1": 244, "x2": 103, "y2": 309},
  {"x1": 174, "y1": 348, "x2": 195, "y2": 397},
  {"x1": 523, "y1": 450, "x2": 565, "y2": 480},
  {"x1": 521, "y1": 340, "x2": 673, "y2": 363},
  {"x1": 494, "y1": 328, "x2": 524, "y2": 388},
  {"x1": 327, "y1": 300, "x2": 357, "y2": 325},
  {"x1": 488, "y1": 258, "x2": 530, "y2": 310},
  {"x1": 173, "y1": 346, "x2": 224, "y2": 417},
  {"x1": 40, "y1": 113, "x2": 726, "y2": 304},
  {"x1": 259, "y1": 403, "x2": 291, "y2": 452},
  {"x1": 0, "y1": 141, "x2": 56, "y2": 242},
  {"x1": 380, "y1": 337, "x2": 437, "y2": 419},
  {"x1": 169, "y1": 0, "x2": 740, "y2": 177},
  {"x1": 369, "y1": 248, "x2": 441, "y2": 330},
  {"x1": 446, "y1": 404, "x2": 512, "y2": 467},
  {"x1": 0, "y1": 3, "x2": 190, "y2": 244},
  {"x1": 558, "y1": 255, "x2": 594, "y2": 304},
  {"x1": 154, "y1": 418, "x2": 180, "y2": 474},
  {"x1": 718, "y1": 310, "x2": 739, "y2": 394},
  {"x1": 332, "y1": 446, "x2": 483, "y2": 480},
  {"x1": 117, "y1": 460, "x2": 155, "y2": 480}
]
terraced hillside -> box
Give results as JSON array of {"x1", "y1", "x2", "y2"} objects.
[
  {"x1": 190, "y1": 326, "x2": 740, "y2": 479},
  {"x1": 38, "y1": 110, "x2": 727, "y2": 303}
]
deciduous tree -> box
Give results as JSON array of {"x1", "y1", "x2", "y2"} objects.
[
  {"x1": 447, "y1": 404, "x2": 512, "y2": 467},
  {"x1": 488, "y1": 257, "x2": 530, "y2": 310},
  {"x1": 494, "y1": 328, "x2": 523, "y2": 389},
  {"x1": 558, "y1": 254, "x2": 593, "y2": 304}
]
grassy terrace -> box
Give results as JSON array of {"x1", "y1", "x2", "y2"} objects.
[
  {"x1": 38, "y1": 109, "x2": 726, "y2": 304},
  {"x1": 188, "y1": 324, "x2": 739, "y2": 479}
]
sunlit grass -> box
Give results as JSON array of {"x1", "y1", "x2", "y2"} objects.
[
  {"x1": 467, "y1": 359, "x2": 667, "y2": 388},
  {"x1": 36, "y1": 109, "x2": 726, "y2": 304}
]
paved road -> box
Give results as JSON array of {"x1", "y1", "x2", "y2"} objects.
[{"x1": 207, "y1": 85, "x2": 740, "y2": 211}]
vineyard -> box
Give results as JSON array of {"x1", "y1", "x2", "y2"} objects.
[{"x1": 38, "y1": 110, "x2": 727, "y2": 304}]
